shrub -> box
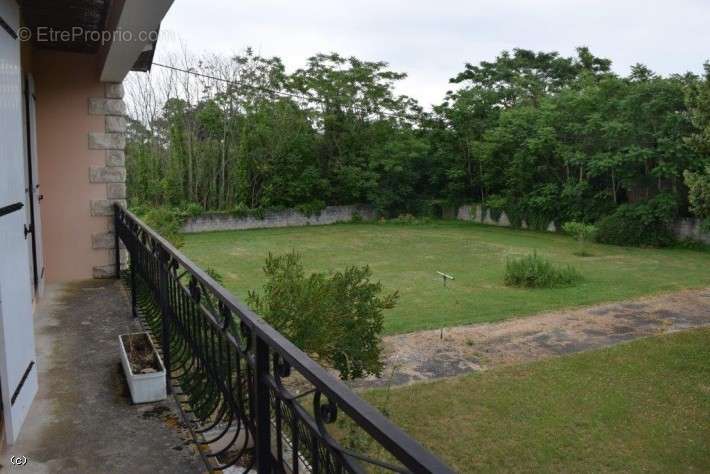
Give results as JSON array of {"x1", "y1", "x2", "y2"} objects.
[
  {"x1": 206, "y1": 267, "x2": 224, "y2": 285},
  {"x1": 231, "y1": 203, "x2": 250, "y2": 218},
  {"x1": 295, "y1": 199, "x2": 326, "y2": 217},
  {"x1": 129, "y1": 202, "x2": 149, "y2": 217},
  {"x1": 182, "y1": 202, "x2": 204, "y2": 218},
  {"x1": 141, "y1": 207, "x2": 185, "y2": 248},
  {"x1": 673, "y1": 238, "x2": 710, "y2": 252},
  {"x1": 504, "y1": 252, "x2": 582, "y2": 288},
  {"x1": 418, "y1": 199, "x2": 450, "y2": 219},
  {"x1": 596, "y1": 195, "x2": 677, "y2": 248},
  {"x1": 562, "y1": 221, "x2": 598, "y2": 256},
  {"x1": 247, "y1": 252, "x2": 398, "y2": 380},
  {"x1": 684, "y1": 166, "x2": 710, "y2": 228},
  {"x1": 521, "y1": 184, "x2": 560, "y2": 230},
  {"x1": 389, "y1": 213, "x2": 416, "y2": 224},
  {"x1": 525, "y1": 214, "x2": 553, "y2": 231},
  {"x1": 387, "y1": 214, "x2": 432, "y2": 225},
  {"x1": 484, "y1": 195, "x2": 507, "y2": 223},
  {"x1": 251, "y1": 207, "x2": 266, "y2": 220}
]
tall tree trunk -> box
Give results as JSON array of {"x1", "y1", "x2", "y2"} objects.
[
  {"x1": 220, "y1": 122, "x2": 228, "y2": 209},
  {"x1": 186, "y1": 120, "x2": 195, "y2": 203}
]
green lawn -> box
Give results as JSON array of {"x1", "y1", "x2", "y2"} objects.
[
  {"x1": 365, "y1": 328, "x2": 710, "y2": 473},
  {"x1": 182, "y1": 221, "x2": 710, "y2": 334}
]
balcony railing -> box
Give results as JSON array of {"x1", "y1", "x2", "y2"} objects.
[{"x1": 113, "y1": 204, "x2": 452, "y2": 473}]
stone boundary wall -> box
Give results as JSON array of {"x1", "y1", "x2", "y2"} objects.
[
  {"x1": 674, "y1": 218, "x2": 710, "y2": 244},
  {"x1": 458, "y1": 203, "x2": 710, "y2": 243},
  {"x1": 182, "y1": 205, "x2": 376, "y2": 233},
  {"x1": 457, "y1": 204, "x2": 558, "y2": 232}
]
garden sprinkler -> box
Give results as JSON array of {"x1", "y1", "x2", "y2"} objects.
[
  {"x1": 437, "y1": 271, "x2": 455, "y2": 288},
  {"x1": 436, "y1": 272, "x2": 455, "y2": 341}
]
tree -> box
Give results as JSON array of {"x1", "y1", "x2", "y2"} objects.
[
  {"x1": 289, "y1": 53, "x2": 421, "y2": 205},
  {"x1": 237, "y1": 99, "x2": 318, "y2": 208},
  {"x1": 686, "y1": 63, "x2": 710, "y2": 158},
  {"x1": 124, "y1": 45, "x2": 707, "y2": 233},
  {"x1": 449, "y1": 47, "x2": 611, "y2": 108}
]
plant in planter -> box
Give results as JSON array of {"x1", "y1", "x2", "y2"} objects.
[{"x1": 119, "y1": 333, "x2": 167, "y2": 404}]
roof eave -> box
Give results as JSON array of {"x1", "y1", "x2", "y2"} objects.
[{"x1": 99, "y1": 0, "x2": 174, "y2": 82}]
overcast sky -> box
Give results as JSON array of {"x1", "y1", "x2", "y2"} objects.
[{"x1": 157, "y1": 0, "x2": 710, "y2": 108}]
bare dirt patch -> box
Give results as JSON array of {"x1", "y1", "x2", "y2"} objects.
[{"x1": 355, "y1": 288, "x2": 710, "y2": 389}]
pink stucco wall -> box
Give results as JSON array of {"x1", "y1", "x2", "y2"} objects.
[{"x1": 31, "y1": 51, "x2": 111, "y2": 282}]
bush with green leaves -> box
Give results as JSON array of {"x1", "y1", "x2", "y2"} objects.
[
  {"x1": 182, "y1": 202, "x2": 204, "y2": 218},
  {"x1": 386, "y1": 214, "x2": 432, "y2": 225},
  {"x1": 229, "y1": 203, "x2": 250, "y2": 218},
  {"x1": 141, "y1": 207, "x2": 185, "y2": 248},
  {"x1": 562, "y1": 221, "x2": 598, "y2": 256},
  {"x1": 247, "y1": 252, "x2": 398, "y2": 380},
  {"x1": 596, "y1": 195, "x2": 677, "y2": 248},
  {"x1": 295, "y1": 199, "x2": 326, "y2": 217},
  {"x1": 483, "y1": 195, "x2": 508, "y2": 223},
  {"x1": 504, "y1": 252, "x2": 582, "y2": 289},
  {"x1": 206, "y1": 267, "x2": 224, "y2": 285}
]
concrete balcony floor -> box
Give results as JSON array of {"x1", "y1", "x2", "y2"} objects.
[{"x1": 2, "y1": 280, "x2": 204, "y2": 473}]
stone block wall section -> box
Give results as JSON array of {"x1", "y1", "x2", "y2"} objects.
[
  {"x1": 674, "y1": 218, "x2": 710, "y2": 244},
  {"x1": 457, "y1": 204, "x2": 558, "y2": 232},
  {"x1": 182, "y1": 205, "x2": 377, "y2": 233},
  {"x1": 458, "y1": 203, "x2": 710, "y2": 242},
  {"x1": 89, "y1": 82, "x2": 128, "y2": 278}
]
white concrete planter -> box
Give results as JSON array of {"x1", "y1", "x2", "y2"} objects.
[{"x1": 119, "y1": 333, "x2": 167, "y2": 404}]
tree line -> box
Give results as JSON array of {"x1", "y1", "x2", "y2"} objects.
[{"x1": 126, "y1": 47, "x2": 710, "y2": 232}]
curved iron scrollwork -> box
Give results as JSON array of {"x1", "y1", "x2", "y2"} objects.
[{"x1": 114, "y1": 204, "x2": 453, "y2": 473}]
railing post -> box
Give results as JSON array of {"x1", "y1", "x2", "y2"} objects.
[
  {"x1": 130, "y1": 256, "x2": 138, "y2": 319},
  {"x1": 158, "y1": 260, "x2": 172, "y2": 395},
  {"x1": 254, "y1": 335, "x2": 272, "y2": 472},
  {"x1": 113, "y1": 207, "x2": 121, "y2": 279}
]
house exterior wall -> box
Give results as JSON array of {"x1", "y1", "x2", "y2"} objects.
[
  {"x1": 1, "y1": 0, "x2": 170, "y2": 448},
  {"x1": 30, "y1": 50, "x2": 127, "y2": 282}
]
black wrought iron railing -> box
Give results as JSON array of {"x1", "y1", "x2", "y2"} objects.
[{"x1": 113, "y1": 204, "x2": 452, "y2": 473}]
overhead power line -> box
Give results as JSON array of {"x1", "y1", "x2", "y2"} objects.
[{"x1": 151, "y1": 61, "x2": 421, "y2": 122}]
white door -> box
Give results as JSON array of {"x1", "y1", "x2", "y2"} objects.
[{"x1": 0, "y1": 0, "x2": 39, "y2": 444}]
